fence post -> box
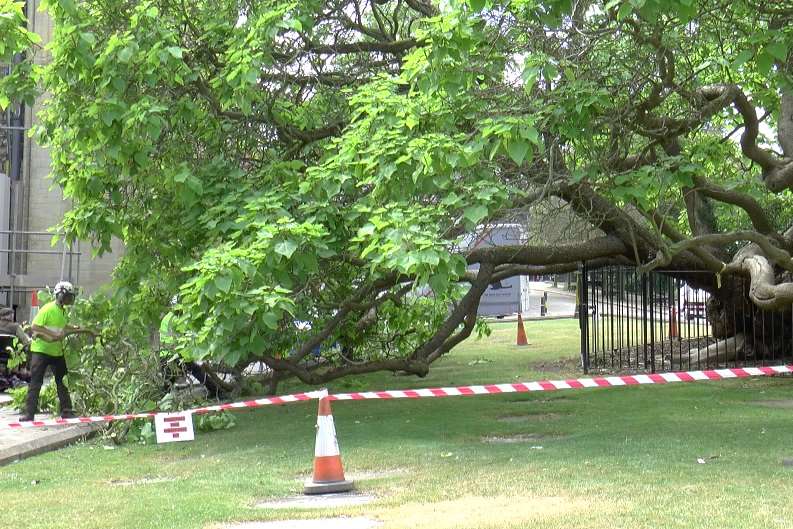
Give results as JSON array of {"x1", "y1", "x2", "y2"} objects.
[
  {"x1": 641, "y1": 272, "x2": 648, "y2": 370},
  {"x1": 579, "y1": 262, "x2": 589, "y2": 373}
]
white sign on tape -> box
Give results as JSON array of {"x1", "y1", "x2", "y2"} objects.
[{"x1": 154, "y1": 412, "x2": 195, "y2": 444}]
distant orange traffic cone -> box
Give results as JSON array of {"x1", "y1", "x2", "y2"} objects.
[
  {"x1": 516, "y1": 313, "x2": 528, "y2": 346},
  {"x1": 669, "y1": 307, "x2": 679, "y2": 339},
  {"x1": 30, "y1": 290, "x2": 39, "y2": 322},
  {"x1": 304, "y1": 389, "x2": 354, "y2": 494}
]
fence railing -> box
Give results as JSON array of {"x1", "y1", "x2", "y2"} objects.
[
  {"x1": 579, "y1": 264, "x2": 792, "y2": 374},
  {"x1": 0, "y1": 230, "x2": 80, "y2": 312}
]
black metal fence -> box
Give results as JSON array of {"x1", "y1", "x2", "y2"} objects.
[{"x1": 579, "y1": 264, "x2": 793, "y2": 374}]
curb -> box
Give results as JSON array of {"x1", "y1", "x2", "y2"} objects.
[{"x1": 0, "y1": 423, "x2": 99, "y2": 466}]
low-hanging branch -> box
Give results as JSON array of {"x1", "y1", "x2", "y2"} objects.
[
  {"x1": 640, "y1": 231, "x2": 793, "y2": 276},
  {"x1": 466, "y1": 236, "x2": 628, "y2": 266}
]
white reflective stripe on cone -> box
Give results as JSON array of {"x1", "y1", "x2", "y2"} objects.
[{"x1": 315, "y1": 415, "x2": 341, "y2": 457}]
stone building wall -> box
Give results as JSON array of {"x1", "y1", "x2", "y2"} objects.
[{"x1": 2, "y1": 1, "x2": 122, "y2": 313}]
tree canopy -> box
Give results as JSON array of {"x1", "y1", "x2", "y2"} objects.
[{"x1": 4, "y1": 0, "x2": 793, "y2": 386}]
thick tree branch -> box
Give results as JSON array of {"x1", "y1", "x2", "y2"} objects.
[
  {"x1": 413, "y1": 262, "x2": 495, "y2": 362},
  {"x1": 648, "y1": 211, "x2": 724, "y2": 272},
  {"x1": 488, "y1": 258, "x2": 626, "y2": 283},
  {"x1": 643, "y1": 231, "x2": 793, "y2": 275},
  {"x1": 466, "y1": 236, "x2": 627, "y2": 266},
  {"x1": 681, "y1": 185, "x2": 717, "y2": 237},
  {"x1": 693, "y1": 175, "x2": 779, "y2": 236},
  {"x1": 697, "y1": 85, "x2": 779, "y2": 172},
  {"x1": 403, "y1": 0, "x2": 438, "y2": 17},
  {"x1": 724, "y1": 245, "x2": 793, "y2": 310},
  {"x1": 289, "y1": 38, "x2": 423, "y2": 56},
  {"x1": 424, "y1": 270, "x2": 494, "y2": 363}
]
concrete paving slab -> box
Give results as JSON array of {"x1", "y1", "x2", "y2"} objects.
[
  {"x1": 0, "y1": 399, "x2": 99, "y2": 466},
  {"x1": 296, "y1": 468, "x2": 408, "y2": 483},
  {"x1": 257, "y1": 493, "x2": 376, "y2": 510},
  {"x1": 222, "y1": 518, "x2": 381, "y2": 529}
]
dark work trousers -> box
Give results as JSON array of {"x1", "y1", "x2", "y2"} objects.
[{"x1": 25, "y1": 352, "x2": 73, "y2": 419}]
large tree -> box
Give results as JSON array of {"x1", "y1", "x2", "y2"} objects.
[{"x1": 5, "y1": 0, "x2": 793, "y2": 387}]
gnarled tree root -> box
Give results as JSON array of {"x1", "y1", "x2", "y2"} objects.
[{"x1": 673, "y1": 333, "x2": 745, "y2": 368}]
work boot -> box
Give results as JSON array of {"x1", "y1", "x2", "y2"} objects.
[
  {"x1": 60, "y1": 410, "x2": 77, "y2": 419},
  {"x1": 19, "y1": 415, "x2": 33, "y2": 422}
]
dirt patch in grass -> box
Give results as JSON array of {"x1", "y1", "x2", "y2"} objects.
[
  {"x1": 526, "y1": 358, "x2": 580, "y2": 373},
  {"x1": 481, "y1": 433, "x2": 558, "y2": 444},
  {"x1": 346, "y1": 468, "x2": 410, "y2": 480},
  {"x1": 507, "y1": 396, "x2": 570, "y2": 404},
  {"x1": 753, "y1": 400, "x2": 793, "y2": 409},
  {"x1": 497, "y1": 413, "x2": 562, "y2": 423},
  {"x1": 377, "y1": 495, "x2": 587, "y2": 529},
  {"x1": 106, "y1": 477, "x2": 176, "y2": 487}
]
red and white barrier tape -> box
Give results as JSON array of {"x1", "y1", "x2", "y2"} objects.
[
  {"x1": 1, "y1": 391, "x2": 318, "y2": 429},
  {"x1": 328, "y1": 365, "x2": 793, "y2": 401},
  {"x1": 2, "y1": 365, "x2": 791, "y2": 429}
]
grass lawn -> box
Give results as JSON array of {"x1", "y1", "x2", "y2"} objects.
[{"x1": 2, "y1": 319, "x2": 793, "y2": 529}]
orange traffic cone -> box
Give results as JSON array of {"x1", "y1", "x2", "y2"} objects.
[
  {"x1": 516, "y1": 313, "x2": 528, "y2": 346},
  {"x1": 669, "y1": 307, "x2": 679, "y2": 339},
  {"x1": 30, "y1": 290, "x2": 39, "y2": 322},
  {"x1": 304, "y1": 389, "x2": 354, "y2": 494}
]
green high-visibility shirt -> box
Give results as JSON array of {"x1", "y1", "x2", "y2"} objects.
[{"x1": 30, "y1": 301, "x2": 68, "y2": 357}]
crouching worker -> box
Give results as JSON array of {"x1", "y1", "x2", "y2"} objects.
[
  {"x1": 0, "y1": 307, "x2": 32, "y2": 388},
  {"x1": 21, "y1": 281, "x2": 94, "y2": 421},
  {"x1": 0, "y1": 307, "x2": 32, "y2": 348},
  {"x1": 160, "y1": 308, "x2": 226, "y2": 400}
]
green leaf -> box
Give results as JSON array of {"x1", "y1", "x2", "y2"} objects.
[
  {"x1": 488, "y1": 139, "x2": 501, "y2": 160},
  {"x1": 518, "y1": 126, "x2": 539, "y2": 144},
  {"x1": 428, "y1": 272, "x2": 449, "y2": 294},
  {"x1": 60, "y1": 0, "x2": 78, "y2": 16},
  {"x1": 756, "y1": 51, "x2": 774, "y2": 75},
  {"x1": 79, "y1": 32, "x2": 96, "y2": 46},
  {"x1": 215, "y1": 275, "x2": 232, "y2": 293},
  {"x1": 463, "y1": 205, "x2": 488, "y2": 224},
  {"x1": 357, "y1": 224, "x2": 376, "y2": 237},
  {"x1": 469, "y1": 0, "x2": 487, "y2": 11},
  {"x1": 166, "y1": 46, "x2": 183, "y2": 59},
  {"x1": 100, "y1": 109, "x2": 118, "y2": 126},
  {"x1": 274, "y1": 239, "x2": 299, "y2": 258},
  {"x1": 506, "y1": 139, "x2": 530, "y2": 165},
  {"x1": 173, "y1": 168, "x2": 189, "y2": 183},
  {"x1": 133, "y1": 151, "x2": 149, "y2": 167},
  {"x1": 260, "y1": 312, "x2": 279, "y2": 330},
  {"x1": 617, "y1": 2, "x2": 633, "y2": 20},
  {"x1": 118, "y1": 46, "x2": 134, "y2": 63},
  {"x1": 766, "y1": 41, "x2": 788, "y2": 62},
  {"x1": 186, "y1": 176, "x2": 203, "y2": 195},
  {"x1": 731, "y1": 49, "x2": 753, "y2": 68},
  {"x1": 521, "y1": 65, "x2": 541, "y2": 85}
]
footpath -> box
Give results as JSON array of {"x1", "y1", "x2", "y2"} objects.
[{"x1": 0, "y1": 394, "x2": 97, "y2": 466}]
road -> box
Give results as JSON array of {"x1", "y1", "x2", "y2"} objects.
[{"x1": 525, "y1": 281, "x2": 577, "y2": 318}]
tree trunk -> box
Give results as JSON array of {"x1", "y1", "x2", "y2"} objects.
[{"x1": 705, "y1": 276, "x2": 790, "y2": 362}]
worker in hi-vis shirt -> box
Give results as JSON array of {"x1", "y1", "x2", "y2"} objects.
[{"x1": 21, "y1": 281, "x2": 94, "y2": 421}]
